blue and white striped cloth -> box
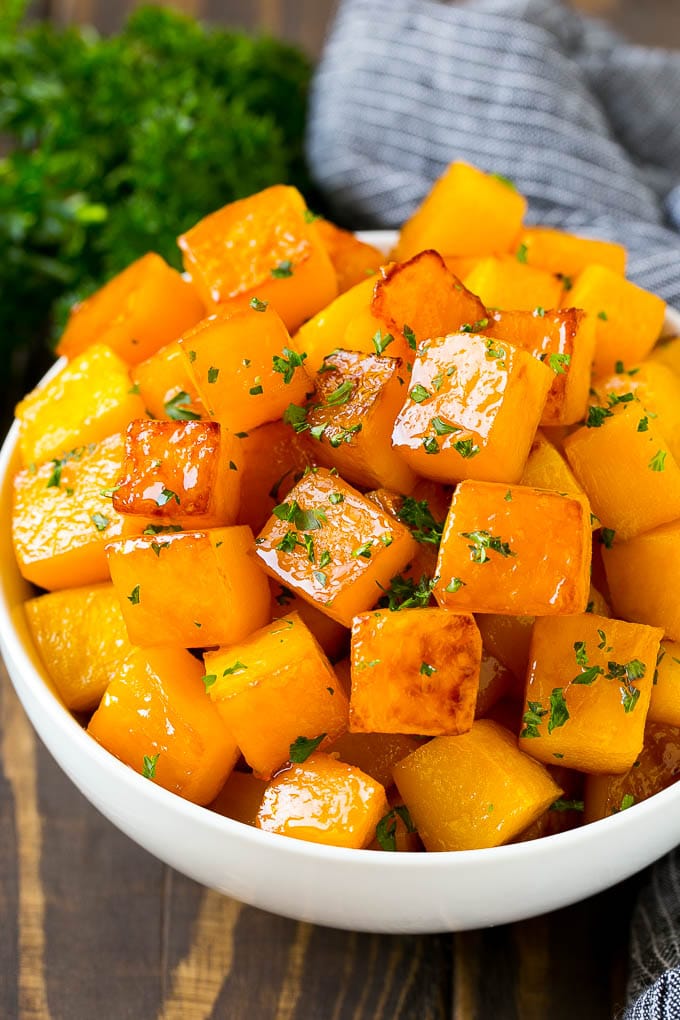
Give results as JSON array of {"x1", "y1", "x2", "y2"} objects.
[{"x1": 306, "y1": 1, "x2": 680, "y2": 1014}]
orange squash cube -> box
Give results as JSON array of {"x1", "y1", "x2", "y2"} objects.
[
  {"x1": 235, "y1": 420, "x2": 313, "y2": 534},
  {"x1": 517, "y1": 227, "x2": 626, "y2": 277},
  {"x1": 394, "y1": 162, "x2": 527, "y2": 261},
  {"x1": 433, "y1": 481, "x2": 591, "y2": 616},
  {"x1": 112, "y1": 419, "x2": 240, "y2": 528},
  {"x1": 293, "y1": 276, "x2": 378, "y2": 375},
  {"x1": 256, "y1": 752, "x2": 388, "y2": 848},
  {"x1": 270, "y1": 582, "x2": 348, "y2": 661},
  {"x1": 177, "y1": 185, "x2": 337, "y2": 332},
  {"x1": 648, "y1": 642, "x2": 680, "y2": 728},
  {"x1": 16, "y1": 343, "x2": 145, "y2": 468},
  {"x1": 393, "y1": 721, "x2": 561, "y2": 851},
  {"x1": 106, "y1": 526, "x2": 270, "y2": 648},
  {"x1": 302, "y1": 349, "x2": 415, "y2": 493},
  {"x1": 57, "y1": 253, "x2": 205, "y2": 365},
  {"x1": 205, "y1": 612, "x2": 349, "y2": 778},
  {"x1": 349, "y1": 607, "x2": 481, "y2": 735},
  {"x1": 12, "y1": 433, "x2": 140, "y2": 591},
  {"x1": 584, "y1": 722, "x2": 680, "y2": 823},
  {"x1": 567, "y1": 265, "x2": 666, "y2": 376},
  {"x1": 591, "y1": 361, "x2": 680, "y2": 465},
  {"x1": 327, "y1": 732, "x2": 423, "y2": 789},
  {"x1": 475, "y1": 648, "x2": 518, "y2": 717},
  {"x1": 391, "y1": 332, "x2": 552, "y2": 484},
  {"x1": 180, "y1": 305, "x2": 312, "y2": 433},
  {"x1": 255, "y1": 468, "x2": 417, "y2": 628},
  {"x1": 602, "y1": 521, "x2": 680, "y2": 641},
  {"x1": 464, "y1": 256, "x2": 563, "y2": 312},
  {"x1": 474, "y1": 614, "x2": 534, "y2": 682},
  {"x1": 24, "y1": 584, "x2": 135, "y2": 712},
  {"x1": 519, "y1": 430, "x2": 588, "y2": 502},
  {"x1": 519, "y1": 614, "x2": 662, "y2": 773},
  {"x1": 564, "y1": 400, "x2": 680, "y2": 541},
  {"x1": 648, "y1": 336, "x2": 680, "y2": 377},
  {"x1": 315, "y1": 219, "x2": 384, "y2": 293},
  {"x1": 88, "y1": 646, "x2": 238, "y2": 806},
  {"x1": 485, "y1": 308, "x2": 596, "y2": 425},
  {"x1": 210, "y1": 771, "x2": 268, "y2": 826},
  {"x1": 130, "y1": 340, "x2": 206, "y2": 422}
]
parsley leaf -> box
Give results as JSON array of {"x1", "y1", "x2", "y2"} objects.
[
  {"x1": 289, "y1": 734, "x2": 326, "y2": 763},
  {"x1": 547, "y1": 688, "x2": 569, "y2": 733},
  {"x1": 372, "y1": 330, "x2": 394, "y2": 355},
  {"x1": 272, "y1": 347, "x2": 307, "y2": 384},
  {"x1": 271, "y1": 259, "x2": 294, "y2": 278},
  {"x1": 375, "y1": 805, "x2": 416, "y2": 851},
  {"x1": 397, "y1": 498, "x2": 445, "y2": 546},
  {"x1": 409, "y1": 383, "x2": 431, "y2": 404},
  {"x1": 164, "y1": 391, "x2": 200, "y2": 421},
  {"x1": 142, "y1": 754, "x2": 159, "y2": 779},
  {"x1": 460, "y1": 529, "x2": 515, "y2": 564}
]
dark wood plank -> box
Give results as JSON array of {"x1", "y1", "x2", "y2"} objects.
[{"x1": 0, "y1": 667, "x2": 20, "y2": 1020}]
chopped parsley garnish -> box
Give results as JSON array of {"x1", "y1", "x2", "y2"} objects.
[
  {"x1": 445, "y1": 578, "x2": 465, "y2": 593},
  {"x1": 272, "y1": 500, "x2": 326, "y2": 531},
  {"x1": 313, "y1": 570, "x2": 328, "y2": 587},
  {"x1": 272, "y1": 347, "x2": 307, "y2": 384},
  {"x1": 534, "y1": 306, "x2": 545, "y2": 317},
  {"x1": 156, "y1": 487, "x2": 180, "y2": 507},
  {"x1": 549, "y1": 799, "x2": 584, "y2": 813},
  {"x1": 375, "y1": 805, "x2": 416, "y2": 851},
  {"x1": 250, "y1": 297, "x2": 268, "y2": 311},
  {"x1": 142, "y1": 524, "x2": 182, "y2": 535},
  {"x1": 249, "y1": 377, "x2": 264, "y2": 396},
  {"x1": 377, "y1": 573, "x2": 435, "y2": 611},
  {"x1": 460, "y1": 317, "x2": 489, "y2": 333},
  {"x1": 403, "y1": 325, "x2": 417, "y2": 351},
  {"x1": 201, "y1": 674, "x2": 217, "y2": 690},
  {"x1": 504, "y1": 490, "x2": 513, "y2": 501},
  {"x1": 649, "y1": 450, "x2": 667, "y2": 472},
  {"x1": 319, "y1": 549, "x2": 332, "y2": 569},
  {"x1": 431, "y1": 416, "x2": 459, "y2": 436},
  {"x1": 372, "y1": 330, "x2": 394, "y2": 355},
  {"x1": 142, "y1": 754, "x2": 159, "y2": 779},
  {"x1": 91, "y1": 512, "x2": 109, "y2": 531},
  {"x1": 283, "y1": 404, "x2": 309, "y2": 432},
  {"x1": 275, "y1": 530, "x2": 299, "y2": 553},
  {"x1": 409, "y1": 383, "x2": 431, "y2": 404},
  {"x1": 516, "y1": 242, "x2": 528, "y2": 264},
  {"x1": 637, "y1": 416, "x2": 649, "y2": 432},
  {"x1": 289, "y1": 733, "x2": 326, "y2": 763},
  {"x1": 397, "y1": 498, "x2": 445, "y2": 546},
  {"x1": 460, "y1": 529, "x2": 515, "y2": 564},
  {"x1": 222, "y1": 660, "x2": 247, "y2": 676},
  {"x1": 164, "y1": 391, "x2": 200, "y2": 421},
  {"x1": 597, "y1": 310, "x2": 608, "y2": 321},
  {"x1": 325, "y1": 380, "x2": 354, "y2": 406},
  {"x1": 542, "y1": 352, "x2": 571, "y2": 375},
  {"x1": 599, "y1": 527, "x2": 616, "y2": 549},
  {"x1": 520, "y1": 701, "x2": 548, "y2": 738},
  {"x1": 548, "y1": 688, "x2": 570, "y2": 733},
  {"x1": 485, "y1": 338, "x2": 506, "y2": 364},
  {"x1": 422, "y1": 436, "x2": 439, "y2": 455},
  {"x1": 620, "y1": 793, "x2": 635, "y2": 811},
  {"x1": 271, "y1": 259, "x2": 294, "y2": 278},
  {"x1": 329, "y1": 423, "x2": 362, "y2": 447},
  {"x1": 453, "y1": 438, "x2": 480, "y2": 459},
  {"x1": 420, "y1": 662, "x2": 437, "y2": 676},
  {"x1": 352, "y1": 540, "x2": 374, "y2": 559},
  {"x1": 586, "y1": 405, "x2": 613, "y2": 428},
  {"x1": 128, "y1": 585, "x2": 140, "y2": 605},
  {"x1": 207, "y1": 366, "x2": 219, "y2": 384},
  {"x1": 328, "y1": 492, "x2": 344, "y2": 505},
  {"x1": 301, "y1": 533, "x2": 315, "y2": 562}
]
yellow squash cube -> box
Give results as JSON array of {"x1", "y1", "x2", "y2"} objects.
[
  {"x1": 519, "y1": 614, "x2": 662, "y2": 773},
  {"x1": 517, "y1": 227, "x2": 626, "y2": 277},
  {"x1": 648, "y1": 642, "x2": 680, "y2": 728},
  {"x1": 591, "y1": 360, "x2": 680, "y2": 465},
  {"x1": 391, "y1": 332, "x2": 552, "y2": 484},
  {"x1": 519, "y1": 431, "x2": 588, "y2": 501},
  {"x1": 464, "y1": 256, "x2": 563, "y2": 312},
  {"x1": 106, "y1": 526, "x2": 270, "y2": 648},
  {"x1": 255, "y1": 468, "x2": 418, "y2": 628},
  {"x1": 349, "y1": 607, "x2": 482, "y2": 735},
  {"x1": 433, "y1": 481, "x2": 591, "y2": 616},
  {"x1": 205, "y1": 612, "x2": 349, "y2": 778},
  {"x1": 603, "y1": 521, "x2": 680, "y2": 641}
]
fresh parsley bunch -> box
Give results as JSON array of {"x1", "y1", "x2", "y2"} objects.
[{"x1": 0, "y1": 4, "x2": 312, "y2": 398}]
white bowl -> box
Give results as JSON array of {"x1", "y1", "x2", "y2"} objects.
[{"x1": 3, "y1": 235, "x2": 680, "y2": 934}]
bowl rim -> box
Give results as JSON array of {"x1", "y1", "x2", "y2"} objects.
[{"x1": 3, "y1": 230, "x2": 680, "y2": 874}]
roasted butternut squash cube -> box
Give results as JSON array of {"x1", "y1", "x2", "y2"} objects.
[
  {"x1": 602, "y1": 521, "x2": 680, "y2": 641},
  {"x1": 391, "y1": 332, "x2": 552, "y2": 484},
  {"x1": 236, "y1": 420, "x2": 313, "y2": 534},
  {"x1": 648, "y1": 336, "x2": 680, "y2": 376},
  {"x1": 564, "y1": 401, "x2": 680, "y2": 541},
  {"x1": 12, "y1": 433, "x2": 139, "y2": 591},
  {"x1": 475, "y1": 648, "x2": 517, "y2": 717},
  {"x1": 519, "y1": 431, "x2": 588, "y2": 504},
  {"x1": 474, "y1": 614, "x2": 534, "y2": 682},
  {"x1": 517, "y1": 227, "x2": 626, "y2": 277},
  {"x1": 130, "y1": 340, "x2": 206, "y2": 421},
  {"x1": 177, "y1": 184, "x2": 337, "y2": 332},
  {"x1": 485, "y1": 308, "x2": 595, "y2": 425},
  {"x1": 112, "y1": 419, "x2": 239, "y2": 528},
  {"x1": 303, "y1": 349, "x2": 415, "y2": 493},
  {"x1": 393, "y1": 721, "x2": 561, "y2": 851},
  {"x1": 349, "y1": 607, "x2": 481, "y2": 735},
  {"x1": 433, "y1": 481, "x2": 591, "y2": 616},
  {"x1": 24, "y1": 584, "x2": 135, "y2": 712},
  {"x1": 591, "y1": 361, "x2": 680, "y2": 465},
  {"x1": 88, "y1": 646, "x2": 238, "y2": 806},
  {"x1": 315, "y1": 219, "x2": 384, "y2": 293},
  {"x1": 57, "y1": 253, "x2": 205, "y2": 364},
  {"x1": 464, "y1": 256, "x2": 562, "y2": 312},
  {"x1": 205, "y1": 612, "x2": 349, "y2": 778},
  {"x1": 443, "y1": 255, "x2": 484, "y2": 280},
  {"x1": 255, "y1": 468, "x2": 417, "y2": 628},
  {"x1": 584, "y1": 722, "x2": 680, "y2": 823},
  {"x1": 648, "y1": 642, "x2": 680, "y2": 728},
  {"x1": 327, "y1": 732, "x2": 423, "y2": 789},
  {"x1": 293, "y1": 276, "x2": 378, "y2": 375},
  {"x1": 567, "y1": 265, "x2": 666, "y2": 376},
  {"x1": 16, "y1": 343, "x2": 145, "y2": 468},
  {"x1": 180, "y1": 305, "x2": 312, "y2": 433},
  {"x1": 210, "y1": 771, "x2": 268, "y2": 826},
  {"x1": 270, "y1": 582, "x2": 348, "y2": 661},
  {"x1": 394, "y1": 162, "x2": 527, "y2": 261},
  {"x1": 106, "y1": 526, "x2": 269, "y2": 648},
  {"x1": 519, "y1": 614, "x2": 662, "y2": 773},
  {"x1": 256, "y1": 752, "x2": 388, "y2": 848}
]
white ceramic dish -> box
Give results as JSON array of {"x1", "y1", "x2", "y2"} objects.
[{"x1": 3, "y1": 232, "x2": 680, "y2": 934}]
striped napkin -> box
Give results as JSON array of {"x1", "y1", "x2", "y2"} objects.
[{"x1": 306, "y1": 1, "x2": 680, "y2": 1015}]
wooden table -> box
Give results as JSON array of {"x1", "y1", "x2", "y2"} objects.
[{"x1": 1, "y1": 655, "x2": 641, "y2": 1019}]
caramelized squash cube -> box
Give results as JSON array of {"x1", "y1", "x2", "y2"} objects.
[
  {"x1": 315, "y1": 219, "x2": 384, "y2": 293},
  {"x1": 602, "y1": 521, "x2": 680, "y2": 640},
  {"x1": 112, "y1": 419, "x2": 239, "y2": 528},
  {"x1": 349, "y1": 607, "x2": 481, "y2": 735},
  {"x1": 106, "y1": 526, "x2": 269, "y2": 648},
  {"x1": 88, "y1": 647, "x2": 238, "y2": 806},
  {"x1": 391, "y1": 333, "x2": 552, "y2": 484},
  {"x1": 394, "y1": 162, "x2": 526, "y2": 261},
  {"x1": 210, "y1": 772, "x2": 268, "y2": 826},
  {"x1": 255, "y1": 468, "x2": 417, "y2": 628},
  {"x1": 181, "y1": 305, "x2": 312, "y2": 433},
  {"x1": 567, "y1": 265, "x2": 666, "y2": 376},
  {"x1": 648, "y1": 642, "x2": 680, "y2": 728},
  {"x1": 177, "y1": 184, "x2": 337, "y2": 332},
  {"x1": 256, "y1": 752, "x2": 388, "y2": 848},
  {"x1": 393, "y1": 721, "x2": 561, "y2": 851},
  {"x1": 12, "y1": 433, "x2": 138, "y2": 591},
  {"x1": 304, "y1": 349, "x2": 415, "y2": 493},
  {"x1": 564, "y1": 401, "x2": 680, "y2": 541},
  {"x1": 517, "y1": 227, "x2": 626, "y2": 277},
  {"x1": 519, "y1": 614, "x2": 662, "y2": 773},
  {"x1": 433, "y1": 481, "x2": 591, "y2": 616},
  {"x1": 24, "y1": 583, "x2": 134, "y2": 712},
  {"x1": 130, "y1": 340, "x2": 206, "y2": 421},
  {"x1": 474, "y1": 614, "x2": 534, "y2": 682},
  {"x1": 16, "y1": 343, "x2": 145, "y2": 468},
  {"x1": 205, "y1": 612, "x2": 349, "y2": 778},
  {"x1": 236, "y1": 421, "x2": 313, "y2": 534},
  {"x1": 57, "y1": 253, "x2": 205, "y2": 365},
  {"x1": 464, "y1": 256, "x2": 563, "y2": 312},
  {"x1": 327, "y1": 732, "x2": 424, "y2": 789}
]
